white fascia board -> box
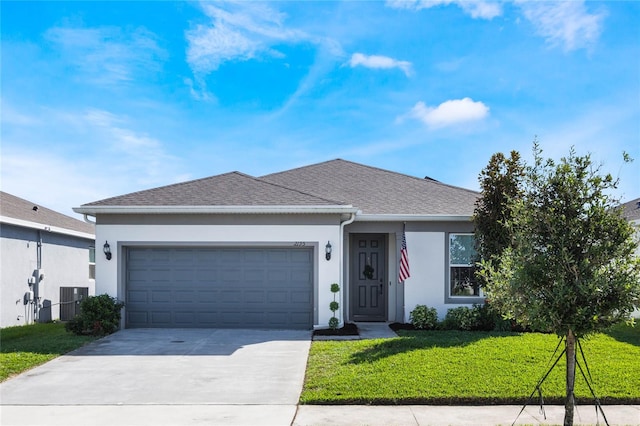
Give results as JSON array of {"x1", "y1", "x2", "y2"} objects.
[
  {"x1": 354, "y1": 214, "x2": 472, "y2": 222},
  {"x1": 73, "y1": 205, "x2": 359, "y2": 216},
  {"x1": 0, "y1": 215, "x2": 95, "y2": 240}
]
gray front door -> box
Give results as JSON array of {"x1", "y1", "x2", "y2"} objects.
[
  {"x1": 350, "y1": 234, "x2": 387, "y2": 321},
  {"x1": 125, "y1": 247, "x2": 314, "y2": 329}
]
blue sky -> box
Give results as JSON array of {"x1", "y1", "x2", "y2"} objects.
[{"x1": 2, "y1": 1, "x2": 638, "y2": 218}]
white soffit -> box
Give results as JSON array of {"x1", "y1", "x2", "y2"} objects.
[{"x1": 0, "y1": 215, "x2": 95, "y2": 239}]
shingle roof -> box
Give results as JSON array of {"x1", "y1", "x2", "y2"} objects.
[
  {"x1": 1, "y1": 191, "x2": 95, "y2": 235},
  {"x1": 78, "y1": 160, "x2": 479, "y2": 216},
  {"x1": 261, "y1": 159, "x2": 479, "y2": 215},
  {"x1": 82, "y1": 172, "x2": 346, "y2": 207},
  {"x1": 621, "y1": 197, "x2": 640, "y2": 222}
]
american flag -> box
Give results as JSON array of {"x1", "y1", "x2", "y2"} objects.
[{"x1": 399, "y1": 224, "x2": 410, "y2": 282}]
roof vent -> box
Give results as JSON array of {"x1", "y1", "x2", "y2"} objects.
[
  {"x1": 32, "y1": 206, "x2": 39, "y2": 212},
  {"x1": 636, "y1": 201, "x2": 640, "y2": 209}
]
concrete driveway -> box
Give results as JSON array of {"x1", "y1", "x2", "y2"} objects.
[{"x1": 0, "y1": 328, "x2": 311, "y2": 425}]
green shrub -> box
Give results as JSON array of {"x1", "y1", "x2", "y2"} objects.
[
  {"x1": 65, "y1": 294, "x2": 124, "y2": 336},
  {"x1": 329, "y1": 283, "x2": 340, "y2": 330},
  {"x1": 475, "y1": 302, "x2": 515, "y2": 331},
  {"x1": 409, "y1": 305, "x2": 439, "y2": 330},
  {"x1": 469, "y1": 303, "x2": 498, "y2": 331},
  {"x1": 442, "y1": 306, "x2": 477, "y2": 331},
  {"x1": 441, "y1": 304, "x2": 514, "y2": 331},
  {"x1": 328, "y1": 317, "x2": 339, "y2": 329},
  {"x1": 494, "y1": 316, "x2": 516, "y2": 332}
]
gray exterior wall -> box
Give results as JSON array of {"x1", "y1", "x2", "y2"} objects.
[
  {"x1": 96, "y1": 213, "x2": 342, "y2": 226},
  {"x1": 1, "y1": 224, "x2": 95, "y2": 327},
  {"x1": 343, "y1": 220, "x2": 477, "y2": 322}
]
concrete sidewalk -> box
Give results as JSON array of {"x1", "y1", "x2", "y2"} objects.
[
  {"x1": 1, "y1": 404, "x2": 638, "y2": 425},
  {"x1": 293, "y1": 404, "x2": 640, "y2": 426}
]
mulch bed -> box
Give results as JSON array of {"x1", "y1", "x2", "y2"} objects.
[
  {"x1": 313, "y1": 322, "x2": 359, "y2": 336},
  {"x1": 388, "y1": 322, "x2": 415, "y2": 331}
]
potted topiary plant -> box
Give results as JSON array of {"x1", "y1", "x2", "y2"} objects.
[{"x1": 329, "y1": 283, "x2": 340, "y2": 330}]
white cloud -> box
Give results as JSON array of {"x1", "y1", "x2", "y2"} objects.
[
  {"x1": 458, "y1": 1, "x2": 502, "y2": 19},
  {"x1": 516, "y1": 1, "x2": 606, "y2": 51},
  {"x1": 184, "y1": 77, "x2": 216, "y2": 102},
  {"x1": 185, "y1": 2, "x2": 344, "y2": 102},
  {"x1": 386, "y1": 0, "x2": 502, "y2": 20},
  {"x1": 1, "y1": 105, "x2": 188, "y2": 216},
  {"x1": 79, "y1": 109, "x2": 177, "y2": 176},
  {"x1": 83, "y1": 109, "x2": 122, "y2": 127},
  {"x1": 1, "y1": 150, "x2": 106, "y2": 218},
  {"x1": 406, "y1": 97, "x2": 489, "y2": 128},
  {"x1": 347, "y1": 53, "x2": 413, "y2": 76},
  {"x1": 45, "y1": 26, "x2": 166, "y2": 85},
  {"x1": 185, "y1": 2, "x2": 307, "y2": 74},
  {"x1": 0, "y1": 101, "x2": 40, "y2": 126}
]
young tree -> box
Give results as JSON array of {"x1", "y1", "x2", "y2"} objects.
[
  {"x1": 473, "y1": 150, "x2": 526, "y2": 264},
  {"x1": 479, "y1": 145, "x2": 640, "y2": 426}
]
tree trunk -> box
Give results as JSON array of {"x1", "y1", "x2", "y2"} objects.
[{"x1": 564, "y1": 329, "x2": 577, "y2": 426}]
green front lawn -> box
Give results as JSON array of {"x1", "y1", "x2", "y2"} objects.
[
  {"x1": 0, "y1": 322, "x2": 98, "y2": 381},
  {"x1": 301, "y1": 324, "x2": 640, "y2": 405}
]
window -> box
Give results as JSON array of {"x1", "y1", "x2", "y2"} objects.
[
  {"x1": 449, "y1": 233, "x2": 480, "y2": 297},
  {"x1": 89, "y1": 246, "x2": 95, "y2": 279}
]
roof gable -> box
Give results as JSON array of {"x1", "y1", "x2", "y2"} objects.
[
  {"x1": 1, "y1": 191, "x2": 95, "y2": 235},
  {"x1": 261, "y1": 159, "x2": 479, "y2": 215},
  {"x1": 82, "y1": 172, "x2": 346, "y2": 207}
]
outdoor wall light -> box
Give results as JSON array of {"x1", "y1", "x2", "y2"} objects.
[
  {"x1": 325, "y1": 241, "x2": 332, "y2": 261},
  {"x1": 103, "y1": 241, "x2": 112, "y2": 261}
]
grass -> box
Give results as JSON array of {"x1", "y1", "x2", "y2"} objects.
[
  {"x1": 0, "y1": 322, "x2": 98, "y2": 381},
  {"x1": 301, "y1": 323, "x2": 640, "y2": 405}
]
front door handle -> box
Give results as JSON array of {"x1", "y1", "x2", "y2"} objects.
[{"x1": 379, "y1": 281, "x2": 383, "y2": 294}]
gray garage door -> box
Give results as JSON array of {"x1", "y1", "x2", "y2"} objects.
[{"x1": 126, "y1": 247, "x2": 313, "y2": 329}]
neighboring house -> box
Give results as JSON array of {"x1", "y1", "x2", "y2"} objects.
[
  {"x1": 621, "y1": 197, "x2": 640, "y2": 238},
  {"x1": 1, "y1": 192, "x2": 96, "y2": 327},
  {"x1": 621, "y1": 197, "x2": 640, "y2": 319},
  {"x1": 73, "y1": 159, "x2": 480, "y2": 330}
]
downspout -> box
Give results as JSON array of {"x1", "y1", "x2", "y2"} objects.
[
  {"x1": 339, "y1": 211, "x2": 357, "y2": 327},
  {"x1": 34, "y1": 230, "x2": 42, "y2": 322},
  {"x1": 37, "y1": 231, "x2": 42, "y2": 271},
  {"x1": 83, "y1": 214, "x2": 96, "y2": 224}
]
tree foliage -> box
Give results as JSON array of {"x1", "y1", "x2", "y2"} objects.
[
  {"x1": 473, "y1": 150, "x2": 525, "y2": 266},
  {"x1": 480, "y1": 145, "x2": 640, "y2": 336},
  {"x1": 476, "y1": 143, "x2": 640, "y2": 425}
]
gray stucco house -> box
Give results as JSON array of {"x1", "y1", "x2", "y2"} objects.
[
  {"x1": 621, "y1": 197, "x2": 640, "y2": 229},
  {"x1": 1, "y1": 192, "x2": 95, "y2": 327},
  {"x1": 74, "y1": 159, "x2": 480, "y2": 330},
  {"x1": 621, "y1": 197, "x2": 640, "y2": 318}
]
